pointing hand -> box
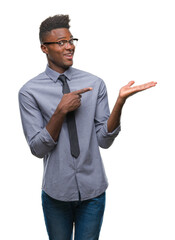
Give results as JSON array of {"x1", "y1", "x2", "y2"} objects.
[{"x1": 58, "y1": 87, "x2": 93, "y2": 114}]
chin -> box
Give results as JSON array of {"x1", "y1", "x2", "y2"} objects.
[{"x1": 64, "y1": 61, "x2": 73, "y2": 68}]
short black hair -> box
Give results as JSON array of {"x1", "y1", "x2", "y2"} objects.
[{"x1": 39, "y1": 14, "x2": 70, "y2": 43}]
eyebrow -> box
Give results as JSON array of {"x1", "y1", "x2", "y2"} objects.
[{"x1": 56, "y1": 35, "x2": 73, "y2": 40}]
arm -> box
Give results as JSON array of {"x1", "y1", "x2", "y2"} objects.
[
  {"x1": 95, "y1": 80, "x2": 157, "y2": 149},
  {"x1": 19, "y1": 87, "x2": 92, "y2": 158},
  {"x1": 95, "y1": 81, "x2": 121, "y2": 149},
  {"x1": 107, "y1": 81, "x2": 157, "y2": 132},
  {"x1": 18, "y1": 90, "x2": 57, "y2": 158}
]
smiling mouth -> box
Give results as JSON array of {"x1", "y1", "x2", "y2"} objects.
[{"x1": 64, "y1": 51, "x2": 74, "y2": 60}]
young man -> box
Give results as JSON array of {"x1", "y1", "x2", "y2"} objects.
[{"x1": 19, "y1": 14, "x2": 157, "y2": 240}]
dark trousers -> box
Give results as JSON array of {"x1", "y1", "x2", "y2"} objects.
[{"x1": 42, "y1": 191, "x2": 106, "y2": 240}]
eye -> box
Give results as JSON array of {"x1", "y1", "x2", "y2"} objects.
[
  {"x1": 57, "y1": 40, "x2": 65, "y2": 46},
  {"x1": 69, "y1": 39, "x2": 74, "y2": 45}
]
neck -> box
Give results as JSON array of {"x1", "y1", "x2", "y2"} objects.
[{"x1": 48, "y1": 61, "x2": 68, "y2": 74}]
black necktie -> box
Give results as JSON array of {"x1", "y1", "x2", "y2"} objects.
[{"x1": 58, "y1": 74, "x2": 80, "y2": 158}]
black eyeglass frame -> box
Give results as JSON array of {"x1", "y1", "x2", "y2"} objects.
[{"x1": 42, "y1": 38, "x2": 78, "y2": 46}]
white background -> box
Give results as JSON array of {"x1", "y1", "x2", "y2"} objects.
[{"x1": 1, "y1": 0, "x2": 175, "y2": 239}]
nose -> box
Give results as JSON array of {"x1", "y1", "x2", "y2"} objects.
[{"x1": 65, "y1": 41, "x2": 74, "y2": 49}]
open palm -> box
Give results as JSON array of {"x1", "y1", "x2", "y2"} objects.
[{"x1": 119, "y1": 81, "x2": 157, "y2": 100}]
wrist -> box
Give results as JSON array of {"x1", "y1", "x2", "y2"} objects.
[
  {"x1": 55, "y1": 104, "x2": 67, "y2": 116},
  {"x1": 117, "y1": 95, "x2": 126, "y2": 105}
]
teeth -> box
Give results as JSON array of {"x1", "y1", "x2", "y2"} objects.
[{"x1": 64, "y1": 52, "x2": 73, "y2": 57}]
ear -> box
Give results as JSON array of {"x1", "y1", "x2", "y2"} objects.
[{"x1": 41, "y1": 44, "x2": 48, "y2": 54}]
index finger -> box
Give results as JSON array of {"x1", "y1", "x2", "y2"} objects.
[{"x1": 72, "y1": 87, "x2": 93, "y2": 95}]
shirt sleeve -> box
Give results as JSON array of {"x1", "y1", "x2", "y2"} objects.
[
  {"x1": 18, "y1": 88, "x2": 57, "y2": 158},
  {"x1": 95, "y1": 80, "x2": 121, "y2": 149}
]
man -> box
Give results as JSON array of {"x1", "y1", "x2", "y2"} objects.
[{"x1": 19, "y1": 14, "x2": 157, "y2": 240}]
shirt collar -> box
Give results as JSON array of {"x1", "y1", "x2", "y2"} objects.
[{"x1": 45, "y1": 65, "x2": 73, "y2": 82}]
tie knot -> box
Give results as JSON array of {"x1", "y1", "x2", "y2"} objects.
[{"x1": 58, "y1": 74, "x2": 67, "y2": 84}]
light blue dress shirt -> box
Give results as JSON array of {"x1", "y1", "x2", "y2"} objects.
[{"x1": 19, "y1": 65, "x2": 121, "y2": 201}]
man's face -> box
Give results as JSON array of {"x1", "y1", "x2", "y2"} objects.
[{"x1": 41, "y1": 28, "x2": 75, "y2": 73}]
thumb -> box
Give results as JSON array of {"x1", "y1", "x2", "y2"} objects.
[{"x1": 127, "y1": 81, "x2": 135, "y2": 87}]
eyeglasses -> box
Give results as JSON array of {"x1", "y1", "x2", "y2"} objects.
[{"x1": 43, "y1": 38, "x2": 78, "y2": 47}]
